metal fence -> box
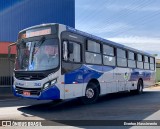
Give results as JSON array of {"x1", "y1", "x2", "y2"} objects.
[{"x1": 0, "y1": 58, "x2": 14, "y2": 86}]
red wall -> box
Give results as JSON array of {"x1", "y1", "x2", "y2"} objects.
[{"x1": 0, "y1": 42, "x2": 16, "y2": 54}]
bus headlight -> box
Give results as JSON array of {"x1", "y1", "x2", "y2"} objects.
[
  {"x1": 51, "y1": 79, "x2": 57, "y2": 85},
  {"x1": 43, "y1": 78, "x2": 57, "y2": 90},
  {"x1": 44, "y1": 83, "x2": 50, "y2": 89}
]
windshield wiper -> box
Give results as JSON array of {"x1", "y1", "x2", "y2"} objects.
[
  {"x1": 33, "y1": 36, "x2": 46, "y2": 54},
  {"x1": 37, "y1": 36, "x2": 46, "y2": 48},
  {"x1": 30, "y1": 36, "x2": 46, "y2": 66}
]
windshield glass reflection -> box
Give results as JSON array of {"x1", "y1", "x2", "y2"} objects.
[{"x1": 15, "y1": 38, "x2": 59, "y2": 71}]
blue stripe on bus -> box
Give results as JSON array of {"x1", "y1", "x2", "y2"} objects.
[
  {"x1": 64, "y1": 64, "x2": 154, "y2": 84},
  {"x1": 129, "y1": 69, "x2": 154, "y2": 81},
  {"x1": 64, "y1": 65, "x2": 115, "y2": 84}
]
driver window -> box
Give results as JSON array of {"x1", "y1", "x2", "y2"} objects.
[{"x1": 68, "y1": 41, "x2": 81, "y2": 63}]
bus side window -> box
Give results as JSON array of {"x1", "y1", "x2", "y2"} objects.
[
  {"x1": 150, "y1": 57, "x2": 155, "y2": 70},
  {"x1": 117, "y1": 48, "x2": 127, "y2": 67},
  {"x1": 137, "y1": 54, "x2": 143, "y2": 69},
  {"x1": 63, "y1": 41, "x2": 81, "y2": 63},
  {"x1": 103, "y1": 44, "x2": 115, "y2": 66},
  {"x1": 144, "y1": 56, "x2": 149, "y2": 69},
  {"x1": 68, "y1": 42, "x2": 81, "y2": 62},
  {"x1": 85, "y1": 40, "x2": 102, "y2": 64},
  {"x1": 128, "y1": 51, "x2": 136, "y2": 68}
]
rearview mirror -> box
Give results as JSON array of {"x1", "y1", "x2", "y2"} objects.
[{"x1": 8, "y1": 42, "x2": 16, "y2": 62}]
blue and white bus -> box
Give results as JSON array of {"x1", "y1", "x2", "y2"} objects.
[{"x1": 9, "y1": 23, "x2": 156, "y2": 104}]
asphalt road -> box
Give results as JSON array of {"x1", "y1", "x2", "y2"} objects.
[{"x1": 0, "y1": 86, "x2": 160, "y2": 129}]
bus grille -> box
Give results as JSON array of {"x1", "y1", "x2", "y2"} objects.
[
  {"x1": 15, "y1": 86, "x2": 42, "y2": 96},
  {"x1": 15, "y1": 73, "x2": 45, "y2": 80}
]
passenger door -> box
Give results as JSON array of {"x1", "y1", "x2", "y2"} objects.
[
  {"x1": 61, "y1": 32, "x2": 86, "y2": 99},
  {"x1": 62, "y1": 40, "x2": 84, "y2": 99}
]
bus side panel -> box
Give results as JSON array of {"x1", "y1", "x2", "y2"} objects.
[
  {"x1": 82, "y1": 65, "x2": 117, "y2": 95},
  {"x1": 99, "y1": 65, "x2": 116, "y2": 94},
  {"x1": 143, "y1": 70, "x2": 156, "y2": 88},
  {"x1": 129, "y1": 69, "x2": 156, "y2": 89},
  {"x1": 64, "y1": 67, "x2": 84, "y2": 99},
  {"x1": 57, "y1": 75, "x2": 65, "y2": 99},
  {"x1": 64, "y1": 65, "x2": 104, "y2": 99}
]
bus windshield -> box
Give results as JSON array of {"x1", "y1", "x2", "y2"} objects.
[{"x1": 15, "y1": 38, "x2": 59, "y2": 71}]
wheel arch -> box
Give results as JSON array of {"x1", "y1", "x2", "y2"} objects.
[
  {"x1": 138, "y1": 78, "x2": 144, "y2": 87},
  {"x1": 87, "y1": 78, "x2": 101, "y2": 94}
]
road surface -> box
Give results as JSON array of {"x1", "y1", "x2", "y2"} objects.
[{"x1": 0, "y1": 86, "x2": 160, "y2": 129}]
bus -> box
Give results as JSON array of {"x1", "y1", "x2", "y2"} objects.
[{"x1": 8, "y1": 23, "x2": 156, "y2": 104}]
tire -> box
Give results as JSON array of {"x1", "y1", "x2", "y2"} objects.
[
  {"x1": 131, "y1": 80, "x2": 143, "y2": 94},
  {"x1": 80, "y1": 82, "x2": 100, "y2": 104},
  {"x1": 137, "y1": 80, "x2": 144, "y2": 94},
  {"x1": 52, "y1": 99, "x2": 63, "y2": 104}
]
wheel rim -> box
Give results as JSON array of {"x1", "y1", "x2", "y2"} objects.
[{"x1": 86, "y1": 88, "x2": 94, "y2": 98}]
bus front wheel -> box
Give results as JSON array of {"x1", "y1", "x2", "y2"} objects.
[{"x1": 80, "y1": 82, "x2": 99, "y2": 104}]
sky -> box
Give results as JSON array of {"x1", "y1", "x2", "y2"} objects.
[
  {"x1": 0, "y1": 0, "x2": 159, "y2": 58},
  {"x1": 75, "y1": 0, "x2": 160, "y2": 59}
]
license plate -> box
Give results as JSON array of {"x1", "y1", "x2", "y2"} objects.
[{"x1": 23, "y1": 91, "x2": 30, "y2": 96}]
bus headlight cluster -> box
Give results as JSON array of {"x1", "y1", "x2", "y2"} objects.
[{"x1": 43, "y1": 78, "x2": 57, "y2": 90}]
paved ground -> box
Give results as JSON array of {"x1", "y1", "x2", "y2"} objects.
[
  {"x1": 0, "y1": 86, "x2": 160, "y2": 129},
  {"x1": 0, "y1": 86, "x2": 14, "y2": 99}
]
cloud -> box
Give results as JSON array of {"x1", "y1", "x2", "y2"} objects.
[
  {"x1": 105, "y1": 4, "x2": 160, "y2": 12},
  {"x1": 76, "y1": 22, "x2": 133, "y2": 35},
  {"x1": 76, "y1": 1, "x2": 160, "y2": 12},
  {"x1": 108, "y1": 36, "x2": 160, "y2": 58},
  {"x1": 76, "y1": 21, "x2": 160, "y2": 58}
]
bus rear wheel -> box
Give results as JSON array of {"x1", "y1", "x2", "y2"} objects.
[
  {"x1": 80, "y1": 82, "x2": 99, "y2": 104},
  {"x1": 137, "y1": 80, "x2": 143, "y2": 94},
  {"x1": 131, "y1": 80, "x2": 143, "y2": 94}
]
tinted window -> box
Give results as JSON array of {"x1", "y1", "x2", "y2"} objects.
[
  {"x1": 150, "y1": 57, "x2": 155, "y2": 70},
  {"x1": 128, "y1": 60, "x2": 136, "y2": 68},
  {"x1": 128, "y1": 51, "x2": 136, "y2": 68},
  {"x1": 128, "y1": 51, "x2": 135, "y2": 60},
  {"x1": 117, "y1": 48, "x2": 126, "y2": 58},
  {"x1": 117, "y1": 58, "x2": 127, "y2": 67},
  {"x1": 137, "y1": 61, "x2": 143, "y2": 69},
  {"x1": 137, "y1": 54, "x2": 142, "y2": 61},
  {"x1": 103, "y1": 55, "x2": 115, "y2": 66},
  {"x1": 144, "y1": 56, "x2": 149, "y2": 62},
  {"x1": 117, "y1": 48, "x2": 127, "y2": 67},
  {"x1": 85, "y1": 52, "x2": 102, "y2": 64},
  {"x1": 87, "y1": 40, "x2": 100, "y2": 53},
  {"x1": 150, "y1": 57, "x2": 154, "y2": 63},
  {"x1": 144, "y1": 63, "x2": 149, "y2": 69},
  {"x1": 68, "y1": 42, "x2": 81, "y2": 62},
  {"x1": 103, "y1": 45, "x2": 114, "y2": 56}
]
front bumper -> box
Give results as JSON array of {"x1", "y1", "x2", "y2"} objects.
[{"x1": 12, "y1": 85, "x2": 60, "y2": 100}]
